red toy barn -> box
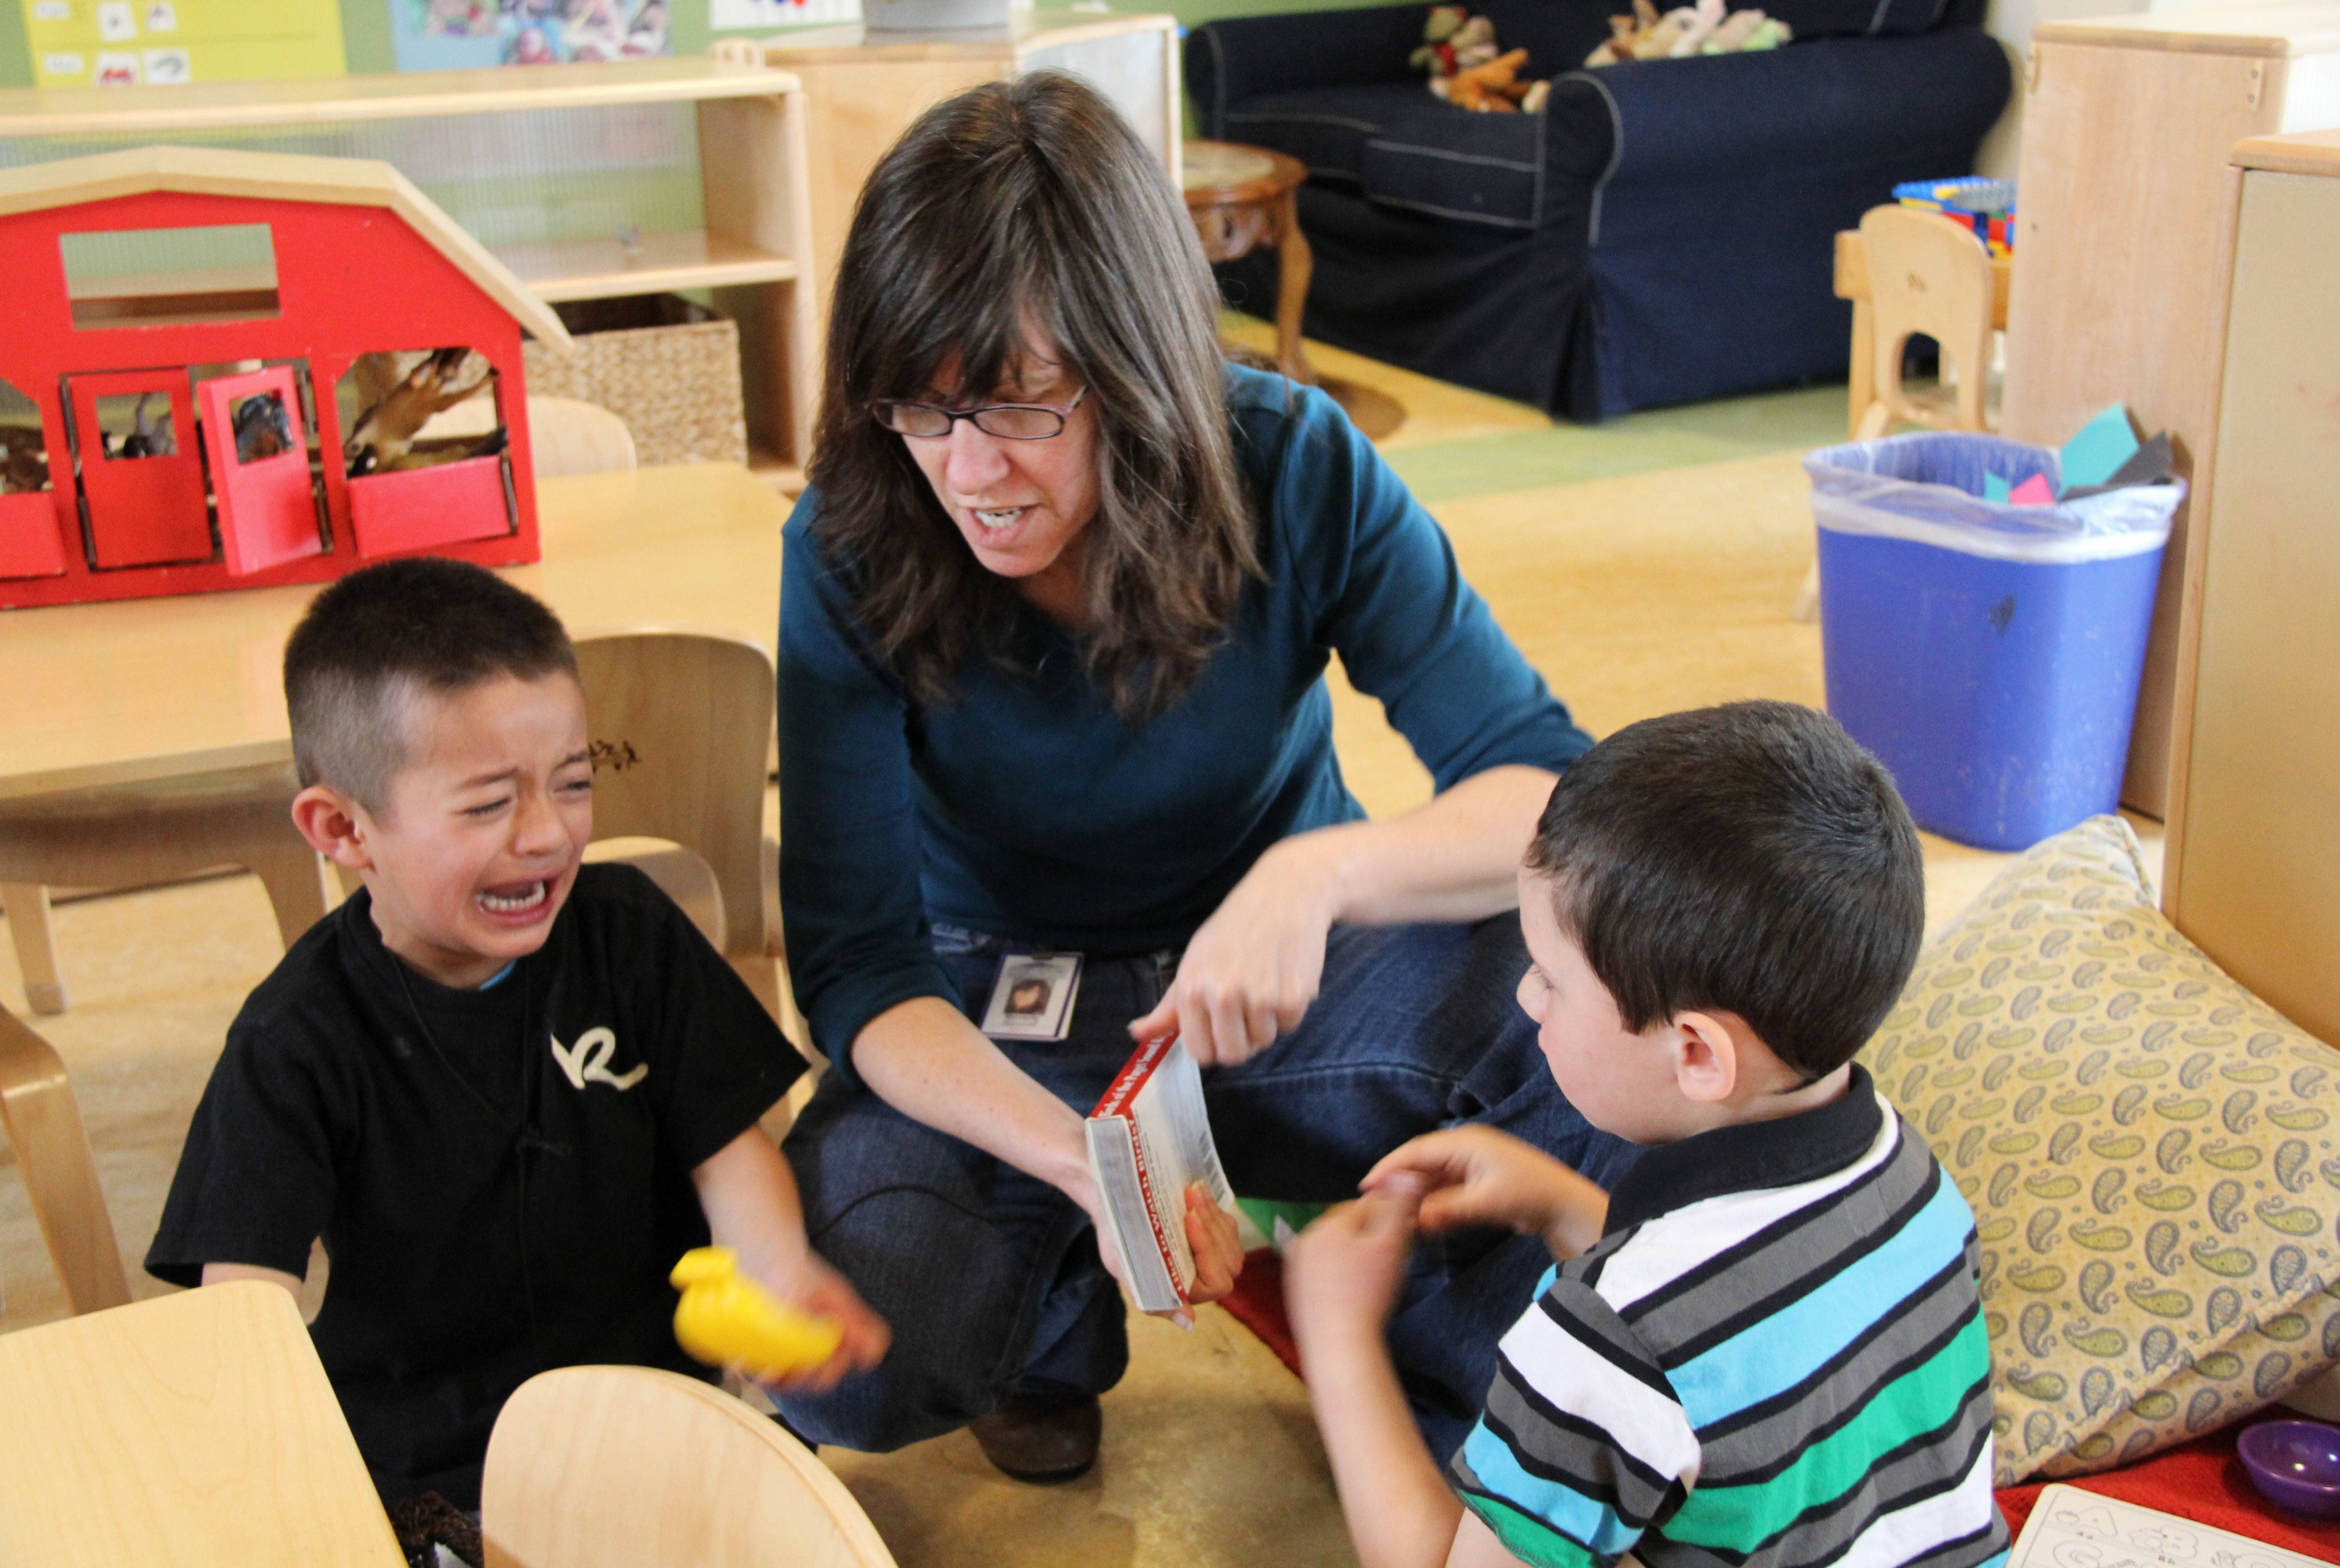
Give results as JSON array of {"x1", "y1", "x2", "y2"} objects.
[{"x1": 0, "y1": 145, "x2": 575, "y2": 609}]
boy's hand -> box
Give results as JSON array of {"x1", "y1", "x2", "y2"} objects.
[
  {"x1": 1285, "y1": 1176, "x2": 1423, "y2": 1348},
  {"x1": 1364, "y1": 1127, "x2": 1609, "y2": 1260},
  {"x1": 757, "y1": 1253, "x2": 890, "y2": 1396}
]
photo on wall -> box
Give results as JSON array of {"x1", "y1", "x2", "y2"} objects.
[{"x1": 390, "y1": 0, "x2": 672, "y2": 71}]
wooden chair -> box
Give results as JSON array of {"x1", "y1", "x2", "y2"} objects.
[
  {"x1": 1852, "y1": 203, "x2": 1997, "y2": 441},
  {"x1": 572, "y1": 632, "x2": 807, "y2": 1057},
  {"x1": 411, "y1": 392, "x2": 637, "y2": 480},
  {"x1": 1794, "y1": 203, "x2": 1999, "y2": 621},
  {"x1": 481, "y1": 1364, "x2": 897, "y2": 1568},
  {"x1": 0, "y1": 762, "x2": 331, "y2": 1014},
  {"x1": 526, "y1": 397, "x2": 637, "y2": 479},
  {"x1": 0, "y1": 1001, "x2": 130, "y2": 1314}
]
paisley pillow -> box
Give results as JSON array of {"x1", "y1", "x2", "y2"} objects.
[{"x1": 1860, "y1": 814, "x2": 2340, "y2": 1485}]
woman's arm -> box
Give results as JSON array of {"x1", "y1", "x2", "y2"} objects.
[
  {"x1": 1129, "y1": 764, "x2": 1553, "y2": 1062},
  {"x1": 850, "y1": 998, "x2": 1245, "y2": 1316}
]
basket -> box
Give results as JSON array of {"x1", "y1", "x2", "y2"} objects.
[{"x1": 521, "y1": 295, "x2": 747, "y2": 468}]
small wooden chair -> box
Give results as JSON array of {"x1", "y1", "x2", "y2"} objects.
[
  {"x1": 572, "y1": 632, "x2": 807, "y2": 1059},
  {"x1": 1852, "y1": 203, "x2": 1997, "y2": 441},
  {"x1": 0, "y1": 1002, "x2": 130, "y2": 1314},
  {"x1": 413, "y1": 393, "x2": 637, "y2": 479},
  {"x1": 481, "y1": 1365, "x2": 898, "y2": 1568},
  {"x1": 0, "y1": 763, "x2": 331, "y2": 1014},
  {"x1": 1794, "y1": 204, "x2": 1998, "y2": 621}
]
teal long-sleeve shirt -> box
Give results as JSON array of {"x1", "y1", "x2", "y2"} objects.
[{"x1": 777, "y1": 367, "x2": 1591, "y2": 1082}]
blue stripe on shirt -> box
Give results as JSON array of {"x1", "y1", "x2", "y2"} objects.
[
  {"x1": 1665, "y1": 1175, "x2": 1976, "y2": 1428},
  {"x1": 1462, "y1": 1421, "x2": 1647, "y2": 1558}
]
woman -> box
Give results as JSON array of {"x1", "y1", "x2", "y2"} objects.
[{"x1": 776, "y1": 72, "x2": 1637, "y2": 1480}]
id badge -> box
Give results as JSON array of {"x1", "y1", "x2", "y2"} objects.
[{"x1": 980, "y1": 951, "x2": 1083, "y2": 1042}]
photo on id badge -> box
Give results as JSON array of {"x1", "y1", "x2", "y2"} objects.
[{"x1": 981, "y1": 952, "x2": 1082, "y2": 1041}]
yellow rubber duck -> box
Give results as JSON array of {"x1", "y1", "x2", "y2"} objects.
[{"x1": 670, "y1": 1246, "x2": 843, "y2": 1381}]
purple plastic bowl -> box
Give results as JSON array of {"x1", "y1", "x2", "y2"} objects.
[{"x1": 2239, "y1": 1419, "x2": 2340, "y2": 1519}]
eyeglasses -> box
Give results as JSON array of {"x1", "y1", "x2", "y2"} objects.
[{"x1": 872, "y1": 387, "x2": 1086, "y2": 441}]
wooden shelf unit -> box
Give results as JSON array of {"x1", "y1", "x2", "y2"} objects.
[{"x1": 0, "y1": 58, "x2": 820, "y2": 466}]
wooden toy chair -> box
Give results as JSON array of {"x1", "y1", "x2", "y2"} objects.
[
  {"x1": 0, "y1": 1001, "x2": 130, "y2": 1314},
  {"x1": 571, "y1": 632, "x2": 808, "y2": 1063},
  {"x1": 481, "y1": 1365, "x2": 898, "y2": 1568},
  {"x1": 1793, "y1": 204, "x2": 1999, "y2": 620},
  {"x1": 0, "y1": 764, "x2": 332, "y2": 1014}
]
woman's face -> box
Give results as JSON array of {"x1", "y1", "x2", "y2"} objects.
[{"x1": 900, "y1": 341, "x2": 1101, "y2": 598}]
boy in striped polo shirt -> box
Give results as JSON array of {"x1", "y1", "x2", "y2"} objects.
[{"x1": 1286, "y1": 701, "x2": 2008, "y2": 1568}]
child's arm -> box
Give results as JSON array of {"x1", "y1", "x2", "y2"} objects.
[
  {"x1": 691, "y1": 1127, "x2": 890, "y2": 1392},
  {"x1": 1285, "y1": 1180, "x2": 1469, "y2": 1568},
  {"x1": 1364, "y1": 1125, "x2": 1611, "y2": 1260},
  {"x1": 200, "y1": 1261, "x2": 304, "y2": 1299}
]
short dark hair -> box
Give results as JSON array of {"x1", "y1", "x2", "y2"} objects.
[
  {"x1": 284, "y1": 557, "x2": 576, "y2": 810},
  {"x1": 1525, "y1": 701, "x2": 1923, "y2": 1081},
  {"x1": 809, "y1": 70, "x2": 1259, "y2": 722}
]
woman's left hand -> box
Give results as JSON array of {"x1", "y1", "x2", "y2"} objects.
[{"x1": 1129, "y1": 835, "x2": 1340, "y2": 1065}]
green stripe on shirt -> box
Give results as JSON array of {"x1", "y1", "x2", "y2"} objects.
[
  {"x1": 1466, "y1": 1491, "x2": 1611, "y2": 1568},
  {"x1": 1658, "y1": 1314, "x2": 1993, "y2": 1550}
]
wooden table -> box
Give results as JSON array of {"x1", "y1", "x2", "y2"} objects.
[
  {"x1": 1833, "y1": 227, "x2": 2012, "y2": 441},
  {"x1": 1184, "y1": 140, "x2": 1317, "y2": 387},
  {"x1": 0, "y1": 1281, "x2": 406, "y2": 1566},
  {"x1": 0, "y1": 461, "x2": 785, "y2": 804}
]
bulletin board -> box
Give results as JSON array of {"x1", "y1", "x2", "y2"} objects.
[{"x1": 22, "y1": 0, "x2": 345, "y2": 87}]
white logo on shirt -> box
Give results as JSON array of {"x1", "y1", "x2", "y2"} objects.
[{"x1": 550, "y1": 1027, "x2": 648, "y2": 1092}]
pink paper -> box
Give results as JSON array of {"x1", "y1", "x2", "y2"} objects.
[{"x1": 2009, "y1": 473, "x2": 2056, "y2": 506}]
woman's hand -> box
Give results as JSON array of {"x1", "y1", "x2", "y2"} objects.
[
  {"x1": 1070, "y1": 1175, "x2": 1245, "y2": 1328},
  {"x1": 1129, "y1": 834, "x2": 1341, "y2": 1065},
  {"x1": 1364, "y1": 1127, "x2": 1609, "y2": 1260},
  {"x1": 1181, "y1": 1182, "x2": 1246, "y2": 1316}
]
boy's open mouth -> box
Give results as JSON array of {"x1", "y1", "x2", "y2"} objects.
[{"x1": 477, "y1": 880, "x2": 551, "y2": 916}]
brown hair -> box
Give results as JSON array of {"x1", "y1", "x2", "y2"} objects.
[
  {"x1": 284, "y1": 557, "x2": 576, "y2": 811},
  {"x1": 1526, "y1": 701, "x2": 1923, "y2": 1082},
  {"x1": 806, "y1": 71, "x2": 1259, "y2": 721}
]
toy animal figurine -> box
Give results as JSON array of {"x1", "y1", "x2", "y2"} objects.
[
  {"x1": 233, "y1": 393, "x2": 294, "y2": 463},
  {"x1": 343, "y1": 347, "x2": 493, "y2": 477},
  {"x1": 111, "y1": 391, "x2": 175, "y2": 458},
  {"x1": 670, "y1": 1246, "x2": 843, "y2": 1382},
  {"x1": 0, "y1": 429, "x2": 46, "y2": 495}
]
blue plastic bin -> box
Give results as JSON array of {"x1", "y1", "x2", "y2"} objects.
[{"x1": 1805, "y1": 433, "x2": 2183, "y2": 852}]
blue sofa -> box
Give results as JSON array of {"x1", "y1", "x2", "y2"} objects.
[{"x1": 1186, "y1": 0, "x2": 2011, "y2": 419}]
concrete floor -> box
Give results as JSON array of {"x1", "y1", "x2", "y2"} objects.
[{"x1": 0, "y1": 322, "x2": 2160, "y2": 1567}]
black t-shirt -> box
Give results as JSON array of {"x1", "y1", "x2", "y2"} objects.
[{"x1": 147, "y1": 863, "x2": 801, "y2": 1509}]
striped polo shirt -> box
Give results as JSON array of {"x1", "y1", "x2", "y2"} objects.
[{"x1": 1450, "y1": 1065, "x2": 2009, "y2": 1568}]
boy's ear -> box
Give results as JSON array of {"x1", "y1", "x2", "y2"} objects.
[
  {"x1": 1670, "y1": 1009, "x2": 1740, "y2": 1105},
  {"x1": 291, "y1": 784, "x2": 374, "y2": 871}
]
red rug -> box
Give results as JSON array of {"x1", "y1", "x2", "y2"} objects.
[{"x1": 1219, "y1": 1249, "x2": 2340, "y2": 1561}]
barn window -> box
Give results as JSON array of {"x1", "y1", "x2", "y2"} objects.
[{"x1": 60, "y1": 222, "x2": 280, "y2": 329}]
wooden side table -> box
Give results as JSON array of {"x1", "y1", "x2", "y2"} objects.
[
  {"x1": 1183, "y1": 140, "x2": 1405, "y2": 439},
  {"x1": 1183, "y1": 140, "x2": 1316, "y2": 386}
]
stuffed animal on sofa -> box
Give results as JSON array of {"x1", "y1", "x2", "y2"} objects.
[
  {"x1": 1413, "y1": 7, "x2": 1553, "y2": 112},
  {"x1": 1411, "y1": 6, "x2": 1502, "y2": 79},
  {"x1": 1430, "y1": 47, "x2": 1550, "y2": 111},
  {"x1": 1584, "y1": 0, "x2": 1792, "y2": 65}
]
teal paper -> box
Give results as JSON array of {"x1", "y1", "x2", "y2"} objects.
[
  {"x1": 1984, "y1": 472, "x2": 2011, "y2": 504},
  {"x1": 2059, "y1": 404, "x2": 2139, "y2": 492}
]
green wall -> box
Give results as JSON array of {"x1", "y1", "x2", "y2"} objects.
[
  {"x1": 0, "y1": 5, "x2": 25, "y2": 90},
  {"x1": 0, "y1": 0, "x2": 1416, "y2": 90}
]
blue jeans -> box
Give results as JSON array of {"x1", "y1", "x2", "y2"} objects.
[{"x1": 776, "y1": 916, "x2": 1639, "y2": 1461}]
